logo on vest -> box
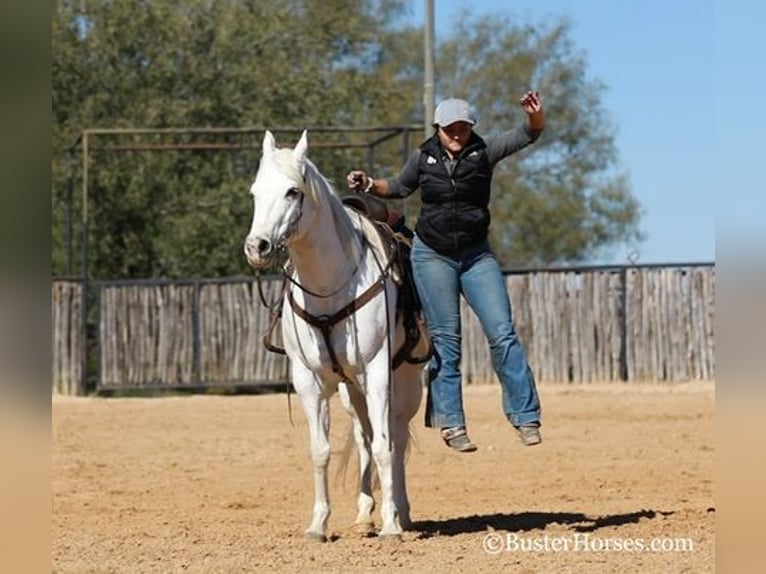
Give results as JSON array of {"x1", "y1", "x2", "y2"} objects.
[{"x1": 426, "y1": 155, "x2": 437, "y2": 165}]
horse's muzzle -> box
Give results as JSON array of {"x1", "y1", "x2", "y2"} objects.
[{"x1": 244, "y1": 236, "x2": 273, "y2": 268}]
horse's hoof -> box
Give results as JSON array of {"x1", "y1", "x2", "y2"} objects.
[
  {"x1": 350, "y1": 521, "x2": 376, "y2": 537},
  {"x1": 378, "y1": 532, "x2": 403, "y2": 542},
  {"x1": 305, "y1": 532, "x2": 328, "y2": 543}
]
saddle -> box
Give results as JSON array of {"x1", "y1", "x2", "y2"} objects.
[{"x1": 340, "y1": 194, "x2": 413, "y2": 239}]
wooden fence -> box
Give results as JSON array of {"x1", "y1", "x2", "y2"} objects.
[
  {"x1": 95, "y1": 279, "x2": 289, "y2": 388},
  {"x1": 52, "y1": 280, "x2": 84, "y2": 395},
  {"x1": 464, "y1": 267, "x2": 715, "y2": 384},
  {"x1": 51, "y1": 264, "x2": 714, "y2": 394}
]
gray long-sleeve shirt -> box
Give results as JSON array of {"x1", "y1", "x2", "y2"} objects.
[{"x1": 384, "y1": 124, "x2": 542, "y2": 198}]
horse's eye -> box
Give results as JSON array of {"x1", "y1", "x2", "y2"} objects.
[{"x1": 285, "y1": 187, "x2": 300, "y2": 199}]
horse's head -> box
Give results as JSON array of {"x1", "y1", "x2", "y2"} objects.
[{"x1": 244, "y1": 130, "x2": 310, "y2": 268}]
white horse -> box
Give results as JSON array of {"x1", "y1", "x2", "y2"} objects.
[{"x1": 244, "y1": 130, "x2": 426, "y2": 541}]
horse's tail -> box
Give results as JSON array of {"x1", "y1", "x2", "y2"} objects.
[
  {"x1": 335, "y1": 424, "x2": 380, "y2": 492},
  {"x1": 335, "y1": 424, "x2": 356, "y2": 489},
  {"x1": 335, "y1": 422, "x2": 416, "y2": 492}
]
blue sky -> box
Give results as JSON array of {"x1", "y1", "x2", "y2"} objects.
[{"x1": 407, "y1": 0, "x2": 717, "y2": 265}]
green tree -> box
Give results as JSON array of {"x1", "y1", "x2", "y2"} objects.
[
  {"x1": 433, "y1": 13, "x2": 643, "y2": 265},
  {"x1": 52, "y1": 2, "x2": 642, "y2": 279},
  {"x1": 52, "y1": 0, "x2": 415, "y2": 279}
]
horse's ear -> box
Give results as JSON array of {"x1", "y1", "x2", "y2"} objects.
[
  {"x1": 262, "y1": 130, "x2": 276, "y2": 157},
  {"x1": 293, "y1": 130, "x2": 308, "y2": 165}
]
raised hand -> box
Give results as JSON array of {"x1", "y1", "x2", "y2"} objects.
[{"x1": 519, "y1": 91, "x2": 543, "y2": 114}]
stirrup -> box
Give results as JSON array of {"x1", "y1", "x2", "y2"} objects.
[{"x1": 441, "y1": 427, "x2": 478, "y2": 453}]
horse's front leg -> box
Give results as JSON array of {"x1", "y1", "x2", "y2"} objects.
[
  {"x1": 339, "y1": 382, "x2": 375, "y2": 534},
  {"x1": 296, "y1": 370, "x2": 332, "y2": 542},
  {"x1": 366, "y1": 352, "x2": 401, "y2": 539}
]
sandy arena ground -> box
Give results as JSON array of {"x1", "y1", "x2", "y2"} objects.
[{"x1": 53, "y1": 381, "x2": 714, "y2": 573}]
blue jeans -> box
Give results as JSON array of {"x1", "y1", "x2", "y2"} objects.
[{"x1": 411, "y1": 235, "x2": 541, "y2": 429}]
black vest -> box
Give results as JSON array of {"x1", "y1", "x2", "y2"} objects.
[{"x1": 414, "y1": 133, "x2": 493, "y2": 254}]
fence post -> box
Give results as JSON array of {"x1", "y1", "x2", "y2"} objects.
[
  {"x1": 95, "y1": 284, "x2": 102, "y2": 391},
  {"x1": 619, "y1": 266, "x2": 628, "y2": 381},
  {"x1": 192, "y1": 279, "x2": 201, "y2": 385}
]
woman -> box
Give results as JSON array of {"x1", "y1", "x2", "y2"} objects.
[{"x1": 346, "y1": 92, "x2": 544, "y2": 452}]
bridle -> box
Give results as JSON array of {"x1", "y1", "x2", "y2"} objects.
[
  {"x1": 274, "y1": 182, "x2": 364, "y2": 299},
  {"x1": 260, "y1": 204, "x2": 397, "y2": 381},
  {"x1": 255, "y1": 187, "x2": 377, "y2": 347},
  {"x1": 276, "y1": 187, "x2": 304, "y2": 250}
]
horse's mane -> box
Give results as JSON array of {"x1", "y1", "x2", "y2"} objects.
[{"x1": 271, "y1": 149, "x2": 363, "y2": 265}]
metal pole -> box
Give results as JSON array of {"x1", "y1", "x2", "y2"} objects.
[
  {"x1": 619, "y1": 266, "x2": 629, "y2": 382},
  {"x1": 66, "y1": 151, "x2": 74, "y2": 276},
  {"x1": 80, "y1": 131, "x2": 90, "y2": 395},
  {"x1": 424, "y1": 0, "x2": 435, "y2": 141}
]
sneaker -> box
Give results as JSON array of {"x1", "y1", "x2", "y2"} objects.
[
  {"x1": 516, "y1": 424, "x2": 542, "y2": 446},
  {"x1": 441, "y1": 426, "x2": 478, "y2": 453}
]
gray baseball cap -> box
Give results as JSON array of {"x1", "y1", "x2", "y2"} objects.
[{"x1": 433, "y1": 98, "x2": 476, "y2": 127}]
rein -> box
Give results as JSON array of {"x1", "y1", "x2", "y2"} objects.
[
  {"x1": 256, "y1": 271, "x2": 288, "y2": 356},
  {"x1": 283, "y1": 249, "x2": 362, "y2": 300},
  {"x1": 285, "y1": 226, "x2": 397, "y2": 382},
  {"x1": 258, "y1": 217, "x2": 431, "y2": 371},
  {"x1": 254, "y1": 268, "x2": 292, "y2": 425}
]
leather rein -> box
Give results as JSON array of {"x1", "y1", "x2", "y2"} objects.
[
  {"x1": 286, "y1": 238, "x2": 397, "y2": 381},
  {"x1": 258, "y1": 218, "x2": 397, "y2": 380},
  {"x1": 257, "y1": 199, "x2": 431, "y2": 381}
]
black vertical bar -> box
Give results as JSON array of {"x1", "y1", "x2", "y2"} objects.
[
  {"x1": 619, "y1": 266, "x2": 628, "y2": 381},
  {"x1": 79, "y1": 227, "x2": 89, "y2": 396},
  {"x1": 80, "y1": 131, "x2": 90, "y2": 396},
  {"x1": 95, "y1": 284, "x2": 102, "y2": 391},
  {"x1": 66, "y1": 153, "x2": 74, "y2": 276},
  {"x1": 192, "y1": 279, "x2": 201, "y2": 384}
]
